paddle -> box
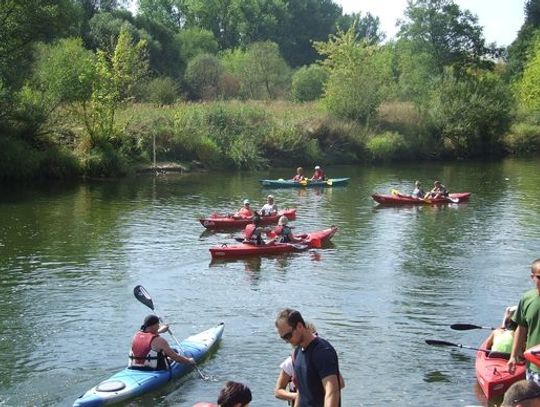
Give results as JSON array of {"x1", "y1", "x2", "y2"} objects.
[
  {"x1": 133, "y1": 285, "x2": 210, "y2": 380},
  {"x1": 450, "y1": 324, "x2": 495, "y2": 331},
  {"x1": 425, "y1": 339, "x2": 503, "y2": 355},
  {"x1": 300, "y1": 178, "x2": 308, "y2": 186}
]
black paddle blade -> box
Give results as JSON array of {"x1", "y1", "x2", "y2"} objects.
[
  {"x1": 450, "y1": 323, "x2": 494, "y2": 331},
  {"x1": 134, "y1": 285, "x2": 154, "y2": 310},
  {"x1": 425, "y1": 339, "x2": 457, "y2": 347}
]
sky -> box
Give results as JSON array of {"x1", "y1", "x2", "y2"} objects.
[{"x1": 336, "y1": 0, "x2": 526, "y2": 47}]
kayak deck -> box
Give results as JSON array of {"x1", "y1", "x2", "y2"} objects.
[
  {"x1": 259, "y1": 178, "x2": 350, "y2": 188},
  {"x1": 475, "y1": 337, "x2": 525, "y2": 399},
  {"x1": 372, "y1": 192, "x2": 471, "y2": 205},
  {"x1": 209, "y1": 226, "x2": 337, "y2": 258},
  {"x1": 200, "y1": 208, "x2": 296, "y2": 229},
  {"x1": 73, "y1": 323, "x2": 224, "y2": 407}
]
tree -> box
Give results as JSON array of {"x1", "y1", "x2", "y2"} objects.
[
  {"x1": 177, "y1": 28, "x2": 219, "y2": 62},
  {"x1": 314, "y1": 25, "x2": 393, "y2": 124},
  {"x1": 508, "y1": 0, "x2": 540, "y2": 78},
  {"x1": 184, "y1": 54, "x2": 224, "y2": 100},
  {"x1": 337, "y1": 12, "x2": 385, "y2": 45},
  {"x1": 290, "y1": 64, "x2": 328, "y2": 102},
  {"x1": 516, "y1": 35, "x2": 540, "y2": 113},
  {"x1": 397, "y1": 0, "x2": 492, "y2": 75}
]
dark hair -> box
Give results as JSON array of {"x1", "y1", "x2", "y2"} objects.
[
  {"x1": 141, "y1": 315, "x2": 159, "y2": 331},
  {"x1": 275, "y1": 308, "x2": 306, "y2": 329},
  {"x1": 217, "y1": 381, "x2": 252, "y2": 407}
]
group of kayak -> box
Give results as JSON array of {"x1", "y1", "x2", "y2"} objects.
[{"x1": 372, "y1": 180, "x2": 471, "y2": 205}]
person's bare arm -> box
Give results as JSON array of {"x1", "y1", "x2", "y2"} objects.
[
  {"x1": 508, "y1": 325, "x2": 527, "y2": 373},
  {"x1": 154, "y1": 337, "x2": 195, "y2": 365},
  {"x1": 322, "y1": 374, "x2": 340, "y2": 407},
  {"x1": 274, "y1": 370, "x2": 296, "y2": 401}
]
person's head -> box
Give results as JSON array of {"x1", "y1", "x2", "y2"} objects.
[
  {"x1": 434, "y1": 180, "x2": 441, "y2": 187},
  {"x1": 315, "y1": 165, "x2": 321, "y2": 171},
  {"x1": 140, "y1": 315, "x2": 160, "y2": 332},
  {"x1": 531, "y1": 259, "x2": 540, "y2": 290},
  {"x1": 415, "y1": 180, "x2": 421, "y2": 187},
  {"x1": 243, "y1": 199, "x2": 250, "y2": 207},
  {"x1": 278, "y1": 216, "x2": 288, "y2": 226},
  {"x1": 502, "y1": 305, "x2": 518, "y2": 330},
  {"x1": 275, "y1": 308, "x2": 309, "y2": 347},
  {"x1": 502, "y1": 379, "x2": 540, "y2": 407},
  {"x1": 267, "y1": 194, "x2": 274, "y2": 203},
  {"x1": 296, "y1": 167, "x2": 304, "y2": 174},
  {"x1": 217, "y1": 381, "x2": 252, "y2": 407}
]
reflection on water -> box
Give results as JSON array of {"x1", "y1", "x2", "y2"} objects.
[{"x1": 1, "y1": 159, "x2": 540, "y2": 406}]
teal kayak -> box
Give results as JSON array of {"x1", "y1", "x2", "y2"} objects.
[
  {"x1": 73, "y1": 323, "x2": 224, "y2": 406},
  {"x1": 259, "y1": 177, "x2": 350, "y2": 188}
]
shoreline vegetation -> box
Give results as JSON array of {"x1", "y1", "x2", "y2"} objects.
[{"x1": 2, "y1": 1, "x2": 540, "y2": 182}]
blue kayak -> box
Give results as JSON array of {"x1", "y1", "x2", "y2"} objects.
[
  {"x1": 259, "y1": 177, "x2": 350, "y2": 188},
  {"x1": 73, "y1": 323, "x2": 224, "y2": 406}
]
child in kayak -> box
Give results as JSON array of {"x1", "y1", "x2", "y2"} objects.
[
  {"x1": 311, "y1": 165, "x2": 325, "y2": 181},
  {"x1": 260, "y1": 195, "x2": 278, "y2": 216},
  {"x1": 243, "y1": 213, "x2": 267, "y2": 245},
  {"x1": 411, "y1": 181, "x2": 425, "y2": 199},
  {"x1": 292, "y1": 167, "x2": 305, "y2": 182},
  {"x1": 486, "y1": 306, "x2": 517, "y2": 354}
]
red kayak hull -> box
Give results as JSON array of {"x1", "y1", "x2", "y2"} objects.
[
  {"x1": 475, "y1": 337, "x2": 525, "y2": 399},
  {"x1": 200, "y1": 209, "x2": 297, "y2": 229},
  {"x1": 372, "y1": 192, "x2": 471, "y2": 205},
  {"x1": 209, "y1": 226, "x2": 337, "y2": 258}
]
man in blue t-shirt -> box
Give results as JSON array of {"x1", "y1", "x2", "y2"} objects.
[{"x1": 275, "y1": 308, "x2": 341, "y2": 407}]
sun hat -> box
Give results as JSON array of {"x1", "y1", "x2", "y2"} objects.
[
  {"x1": 278, "y1": 216, "x2": 288, "y2": 226},
  {"x1": 243, "y1": 199, "x2": 250, "y2": 205},
  {"x1": 315, "y1": 165, "x2": 321, "y2": 170}
]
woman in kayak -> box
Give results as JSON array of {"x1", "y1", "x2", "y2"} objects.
[
  {"x1": 411, "y1": 180, "x2": 425, "y2": 199},
  {"x1": 243, "y1": 213, "x2": 268, "y2": 245},
  {"x1": 292, "y1": 167, "x2": 305, "y2": 182},
  {"x1": 128, "y1": 315, "x2": 195, "y2": 370},
  {"x1": 192, "y1": 381, "x2": 252, "y2": 407},
  {"x1": 311, "y1": 165, "x2": 326, "y2": 181},
  {"x1": 486, "y1": 306, "x2": 518, "y2": 354},
  {"x1": 260, "y1": 195, "x2": 278, "y2": 216},
  {"x1": 425, "y1": 180, "x2": 448, "y2": 199},
  {"x1": 235, "y1": 199, "x2": 254, "y2": 219}
]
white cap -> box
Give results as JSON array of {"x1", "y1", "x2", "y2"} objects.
[
  {"x1": 267, "y1": 194, "x2": 274, "y2": 200},
  {"x1": 315, "y1": 165, "x2": 321, "y2": 170},
  {"x1": 243, "y1": 199, "x2": 250, "y2": 205}
]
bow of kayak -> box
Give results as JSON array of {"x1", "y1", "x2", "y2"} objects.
[
  {"x1": 73, "y1": 323, "x2": 224, "y2": 407},
  {"x1": 475, "y1": 337, "x2": 525, "y2": 399}
]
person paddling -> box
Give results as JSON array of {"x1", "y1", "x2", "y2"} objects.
[
  {"x1": 292, "y1": 167, "x2": 305, "y2": 182},
  {"x1": 128, "y1": 315, "x2": 195, "y2": 370},
  {"x1": 243, "y1": 213, "x2": 266, "y2": 245},
  {"x1": 269, "y1": 216, "x2": 302, "y2": 244},
  {"x1": 260, "y1": 195, "x2": 278, "y2": 216},
  {"x1": 425, "y1": 181, "x2": 448, "y2": 199},
  {"x1": 411, "y1": 180, "x2": 425, "y2": 199},
  {"x1": 311, "y1": 165, "x2": 325, "y2": 181}
]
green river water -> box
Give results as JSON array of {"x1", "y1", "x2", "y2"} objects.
[{"x1": 1, "y1": 159, "x2": 540, "y2": 406}]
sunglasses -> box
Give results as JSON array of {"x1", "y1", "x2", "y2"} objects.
[{"x1": 280, "y1": 329, "x2": 295, "y2": 341}]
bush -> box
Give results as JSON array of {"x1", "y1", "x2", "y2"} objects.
[
  {"x1": 81, "y1": 145, "x2": 127, "y2": 177},
  {"x1": 365, "y1": 131, "x2": 409, "y2": 161},
  {"x1": 290, "y1": 64, "x2": 328, "y2": 102},
  {"x1": 184, "y1": 54, "x2": 224, "y2": 100},
  {"x1": 142, "y1": 76, "x2": 179, "y2": 105},
  {"x1": 504, "y1": 122, "x2": 540, "y2": 154}
]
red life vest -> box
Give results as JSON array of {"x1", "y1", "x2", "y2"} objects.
[
  {"x1": 237, "y1": 207, "x2": 253, "y2": 218},
  {"x1": 312, "y1": 170, "x2": 325, "y2": 180},
  {"x1": 244, "y1": 224, "x2": 256, "y2": 240},
  {"x1": 129, "y1": 331, "x2": 162, "y2": 369}
]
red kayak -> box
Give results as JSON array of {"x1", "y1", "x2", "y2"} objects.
[
  {"x1": 209, "y1": 226, "x2": 337, "y2": 258},
  {"x1": 372, "y1": 192, "x2": 471, "y2": 205},
  {"x1": 200, "y1": 208, "x2": 296, "y2": 229},
  {"x1": 475, "y1": 337, "x2": 525, "y2": 399}
]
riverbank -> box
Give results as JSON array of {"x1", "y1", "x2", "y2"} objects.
[{"x1": 1, "y1": 100, "x2": 539, "y2": 182}]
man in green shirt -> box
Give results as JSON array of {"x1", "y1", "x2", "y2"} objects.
[{"x1": 508, "y1": 259, "x2": 540, "y2": 383}]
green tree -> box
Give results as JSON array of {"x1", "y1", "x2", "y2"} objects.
[
  {"x1": 184, "y1": 54, "x2": 224, "y2": 100},
  {"x1": 508, "y1": 0, "x2": 540, "y2": 78},
  {"x1": 516, "y1": 35, "x2": 540, "y2": 113},
  {"x1": 290, "y1": 64, "x2": 328, "y2": 102},
  {"x1": 177, "y1": 28, "x2": 219, "y2": 62},
  {"x1": 337, "y1": 12, "x2": 385, "y2": 44},
  {"x1": 398, "y1": 0, "x2": 492, "y2": 75},
  {"x1": 314, "y1": 25, "x2": 393, "y2": 124}
]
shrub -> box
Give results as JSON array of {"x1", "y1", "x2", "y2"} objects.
[
  {"x1": 290, "y1": 64, "x2": 328, "y2": 102},
  {"x1": 365, "y1": 131, "x2": 409, "y2": 161},
  {"x1": 142, "y1": 76, "x2": 179, "y2": 105},
  {"x1": 503, "y1": 122, "x2": 540, "y2": 154}
]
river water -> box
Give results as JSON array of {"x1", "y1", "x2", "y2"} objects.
[{"x1": 1, "y1": 159, "x2": 540, "y2": 407}]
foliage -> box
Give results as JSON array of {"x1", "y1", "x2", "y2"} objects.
[
  {"x1": 184, "y1": 54, "x2": 224, "y2": 100},
  {"x1": 504, "y1": 122, "x2": 540, "y2": 154},
  {"x1": 290, "y1": 64, "x2": 328, "y2": 102},
  {"x1": 314, "y1": 24, "x2": 393, "y2": 124},
  {"x1": 429, "y1": 69, "x2": 514, "y2": 157},
  {"x1": 140, "y1": 76, "x2": 179, "y2": 105},
  {"x1": 177, "y1": 28, "x2": 219, "y2": 62},
  {"x1": 337, "y1": 12, "x2": 385, "y2": 44},
  {"x1": 397, "y1": 0, "x2": 493, "y2": 75},
  {"x1": 516, "y1": 35, "x2": 540, "y2": 113},
  {"x1": 508, "y1": 0, "x2": 540, "y2": 78},
  {"x1": 366, "y1": 131, "x2": 409, "y2": 161}
]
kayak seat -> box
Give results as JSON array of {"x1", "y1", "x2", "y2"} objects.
[{"x1": 487, "y1": 351, "x2": 510, "y2": 360}]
